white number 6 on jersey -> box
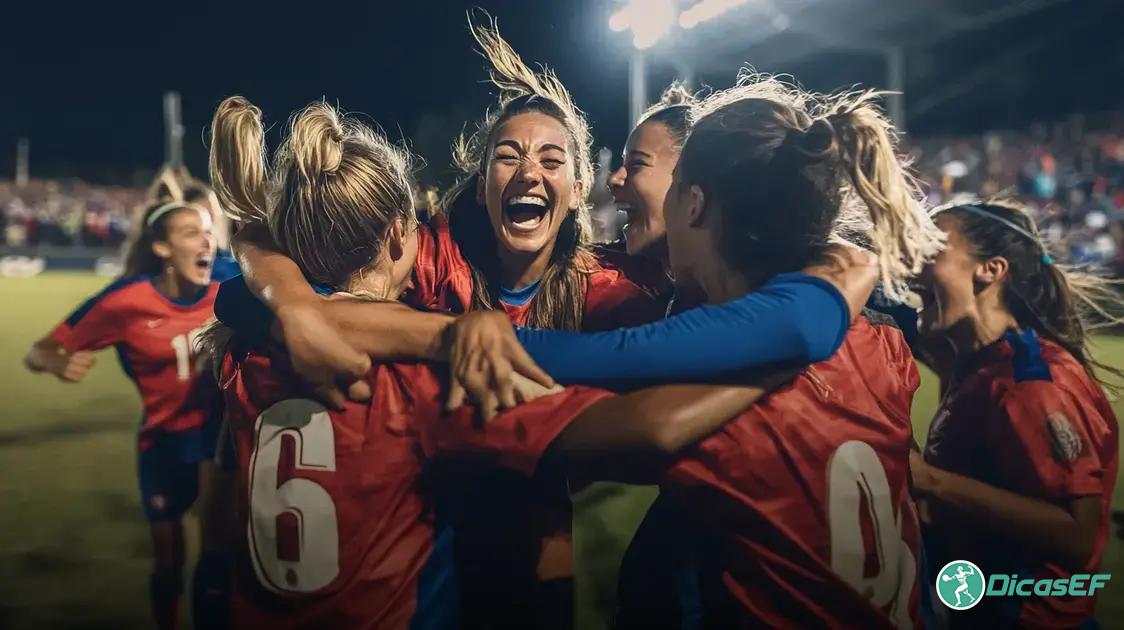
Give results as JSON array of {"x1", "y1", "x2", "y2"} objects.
[{"x1": 248, "y1": 399, "x2": 339, "y2": 594}]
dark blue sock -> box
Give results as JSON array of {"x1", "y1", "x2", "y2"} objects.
[
  {"x1": 191, "y1": 550, "x2": 231, "y2": 630},
  {"x1": 150, "y1": 568, "x2": 185, "y2": 630}
]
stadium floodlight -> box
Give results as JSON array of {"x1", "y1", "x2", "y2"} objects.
[
  {"x1": 608, "y1": 0, "x2": 679, "y2": 50},
  {"x1": 679, "y1": 0, "x2": 751, "y2": 29}
]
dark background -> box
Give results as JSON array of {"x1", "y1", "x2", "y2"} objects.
[{"x1": 1, "y1": 0, "x2": 1121, "y2": 186}]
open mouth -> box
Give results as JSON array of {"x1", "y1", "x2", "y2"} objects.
[
  {"x1": 616, "y1": 201, "x2": 638, "y2": 223},
  {"x1": 504, "y1": 195, "x2": 549, "y2": 233},
  {"x1": 907, "y1": 281, "x2": 933, "y2": 311},
  {"x1": 194, "y1": 254, "x2": 213, "y2": 271}
]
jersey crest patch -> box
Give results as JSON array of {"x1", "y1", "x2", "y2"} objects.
[{"x1": 1046, "y1": 412, "x2": 1083, "y2": 465}]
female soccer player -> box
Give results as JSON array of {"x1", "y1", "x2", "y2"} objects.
[
  {"x1": 607, "y1": 83, "x2": 694, "y2": 267},
  {"x1": 207, "y1": 94, "x2": 789, "y2": 629},
  {"x1": 183, "y1": 181, "x2": 240, "y2": 283},
  {"x1": 212, "y1": 20, "x2": 880, "y2": 628},
  {"x1": 25, "y1": 198, "x2": 218, "y2": 630},
  {"x1": 909, "y1": 199, "x2": 1120, "y2": 628},
  {"x1": 510, "y1": 74, "x2": 942, "y2": 627}
]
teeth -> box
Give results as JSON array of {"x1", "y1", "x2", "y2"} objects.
[
  {"x1": 509, "y1": 195, "x2": 546, "y2": 207},
  {"x1": 511, "y1": 214, "x2": 542, "y2": 228}
]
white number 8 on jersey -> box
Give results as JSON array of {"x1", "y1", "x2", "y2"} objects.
[{"x1": 248, "y1": 399, "x2": 340, "y2": 594}]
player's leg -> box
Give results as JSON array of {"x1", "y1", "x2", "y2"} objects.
[
  {"x1": 150, "y1": 520, "x2": 187, "y2": 630},
  {"x1": 192, "y1": 407, "x2": 235, "y2": 630},
  {"x1": 192, "y1": 457, "x2": 236, "y2": 630},
  {"x1": 139, "y1": 436, "x2": 196, "y2": 630}
]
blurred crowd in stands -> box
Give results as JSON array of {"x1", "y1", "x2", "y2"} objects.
[
  {"x1": 909, "y1": 113, "x2": 1124, "y2": 275},
  {"x1": 0, "y1": 179, "x2": 142, "y2": 248},
  {"x1": 5, "y1": 113, "x2": 1124, "y2": 276}
]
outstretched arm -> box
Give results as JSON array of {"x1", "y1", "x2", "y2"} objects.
[
  {"x1": 515, "y1": 274, "x2": 846, "y2": 385},
  {"x1": 558, "y1": 371, "x2": 793, "y2": 453},
  {"x1": 431, "y1": 371, "x2": 795, "y2": 483},
  {"x1": 468, "y1": 248, "x2": 878, "y2": 387},
  {"x1": 25, "y1": 337, "x2": 97, "y2": 383},
  {"x1": 228, "y1": 224, "x2": 452, "y2": 359},
  {"x1": 223, "y1": 226, "x2": 552, "y2": 410}
]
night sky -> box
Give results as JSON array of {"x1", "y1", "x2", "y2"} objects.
[{"x1": 2, "y1": 0, "x2": 1122, "y2": 186}]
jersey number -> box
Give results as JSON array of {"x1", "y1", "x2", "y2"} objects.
[
  {"x1": 170, "y1": 326, "x2": 206, "y2": 381},
  {"x1": 827, "y1": 440, "x2": 916, "y2": 628},
  {"x1": 247, "y1": 399, "x2": 339, "y2": 594}
]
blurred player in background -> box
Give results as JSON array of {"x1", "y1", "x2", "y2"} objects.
[
  {"x1": 910, "y1": 199, "x2": 1121, "y2": 628},
  {"x1": 206, "y1": 94, "x2": 789, "y2": 629},
  {"x1": 183, "y1": 181, "x2": 240, "y2": 283},
  {"x1": 24, "y1": 198, "x2": 218, "y2": 630}
]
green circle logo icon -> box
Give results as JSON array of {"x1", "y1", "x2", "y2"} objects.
[{"x1": 935, "y1": 560, "x2": 986, "y2": 610}]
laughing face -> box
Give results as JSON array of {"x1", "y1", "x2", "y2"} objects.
[
  {"x1": 913, "y1": 214, "x2": 980, "y2": 337},
  {"x1": 477, "y1": 112, "x2": 581, "y2": 260},
  {"x1": 155, "y1": 207, "x2": 216, "y2": 287},
  {"x1": 608, "y1": 119, "x2": 678, "y2": 258}
]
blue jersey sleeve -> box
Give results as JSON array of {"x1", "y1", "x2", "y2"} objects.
[
  {"x1": 214, "y1": 275, "x2": 273, "y2": 342},
  {"x1": 214, "y1": 275, "x2": 338, "y2": 342},
  {"x1": 514, "y1": 272, "x2": 850, "y2": 385}
]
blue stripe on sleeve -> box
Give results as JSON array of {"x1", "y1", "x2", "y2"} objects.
[
  {"x1": 64, "y1": 275, "x2": 145, "y2": 327},
  {"x1": 514, "y1": 272, "x2": 850, "y2": 385}
]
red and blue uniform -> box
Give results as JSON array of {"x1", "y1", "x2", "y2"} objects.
[
  {"x1": 219, "y1": 340, "x2": 610, "y2": 629},
  {"x1": 410, "y1": 214, "x2": 666, "y2": 625},
  {"x1": 49, "y1": 275, "x2": 219, "y2": 521},
  {"x1": 411, "y1": 214, "x2": 667, "y2": 327},
  {"x1": 211, "y1": 215, "x2": 855, "y2": 625},
  {"x1": 923, "y1": 329, "x2": 1118, "y2": 629},
  {"x1": 618, "y1": 313, "x2": 922, "y2": 629}
]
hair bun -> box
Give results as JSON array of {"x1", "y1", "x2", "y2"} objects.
[
  {"x1": 658, "y1": 82, "x2": 695, "y2": 108},
  {"x1": 786, "y1": 117, "x2": 838, "y2": 161},
  {"x1": 291, "y1": 103, "x2": 345, "y2": 179}
]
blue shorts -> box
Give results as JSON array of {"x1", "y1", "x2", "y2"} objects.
[{"x1": 137, "y1": 430, "x2": 206, "y2": 522}]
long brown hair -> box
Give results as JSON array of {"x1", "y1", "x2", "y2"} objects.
[
  {"x1": 677, "y1": 72, "x2": 944, "y2": 298},
  {"x1": 441, "y1": 15, "x2": 596, "y2": 331},
  {"x1": 938, "y1": 198, "x2": 1124, "y2": 387}
]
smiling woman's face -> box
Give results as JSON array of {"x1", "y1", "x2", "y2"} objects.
[{"x1": 477, "y1": 111, "x2": 581, "y2": 256}]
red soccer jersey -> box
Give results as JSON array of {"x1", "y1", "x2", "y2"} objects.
[
  {"x1": 407, "y1": 214, "x2": 666, "y2": 595},
  {"x1": 661, "y1": 315, "x2": 923, "y2": 628},
  {"x1": 923, "y1": 329, "x2": 1118, "y2": 628},
  {"x1": 410, "y1": 214, "x2": 667, "y2": 327},
  {"x1": 49, "y1": 276, "x2": 218, "y2": 445},
  {"x1": 220, "y1": 344, "x2": 610, "y2": 629}
]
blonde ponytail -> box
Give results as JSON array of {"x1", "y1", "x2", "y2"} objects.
[
  {"x1": 209, "y1": 96, "x2": 270, "y2": 225},
  {"x1": 207, "y1": 96, "x2": 417, "y2": 290},
  {"x1": 288, "y1": 104, "x2": 345, "y2": 186},
  {"x1": 824, "y1": 91, "x2": 944, "y2": 299}
]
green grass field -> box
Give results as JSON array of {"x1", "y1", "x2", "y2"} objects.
[{"x1": 2, "y1": 272, "x2": 1123, "y2": 629}]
